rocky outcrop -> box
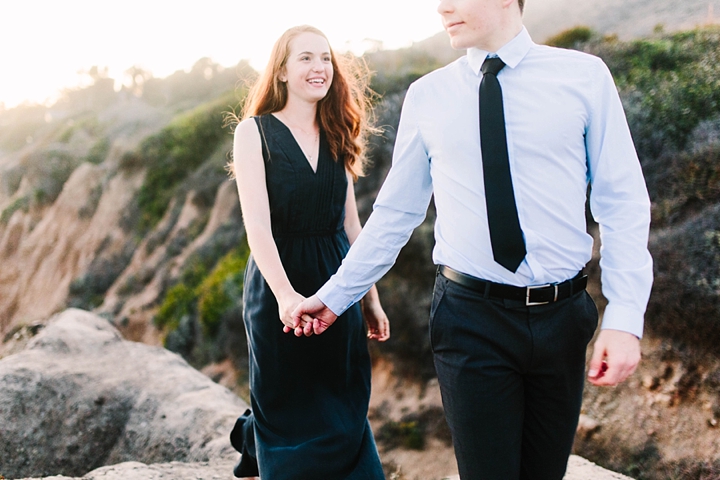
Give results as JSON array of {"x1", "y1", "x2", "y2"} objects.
[
  {"x1": 12, "y1": 461, "x2": 235, "y2": 480},
  {"x1": 0, "y1": 309, "x2": 633, "y2": 480},
  {"x1": 441, "y1": 457, "x2": 634, "y2": 480},
  {"x1": 10, "y1": 456, "x2": 632, "y2": 480},
  {"x1": 0, "y1": 309, "x2": 247, "y2": 479}
]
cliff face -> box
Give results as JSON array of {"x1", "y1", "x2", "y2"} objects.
[
  {"x1": 0, "y1": 82, "x2": 245, "y2": 355},
  {"x1": 0, "y1": 163, "x2": 143, "y2": 334}
]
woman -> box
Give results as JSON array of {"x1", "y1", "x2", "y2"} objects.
[{"x1": 229, "y1": 25, "x2": 389, "y2": 479}]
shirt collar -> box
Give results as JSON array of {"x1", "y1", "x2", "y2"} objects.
[{"x1": 467, "y1": 26, "x2": 534, "y2": 75}]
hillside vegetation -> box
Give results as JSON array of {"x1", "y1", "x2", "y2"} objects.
[
  {"x1": 1, "y1": 23, "x2": 719, "y2": 480},
  {"x1": 548, "y1": 26, "x2": 720, "y2": 479}
]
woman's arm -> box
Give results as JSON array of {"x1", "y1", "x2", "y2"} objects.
[
  {"x1": 234, "y1": 119, "x2": 305, "y2": 333},
  {"x1": 343, "y1": 172, "x2": 390, "y2": 342}
]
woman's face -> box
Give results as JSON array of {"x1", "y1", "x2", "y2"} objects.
[{"x1": 280, "y1": 32, "x2": 334, "y2": 104}]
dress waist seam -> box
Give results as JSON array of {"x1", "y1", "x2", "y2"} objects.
[{"x1": 274, "y1": 228, "x2": 344, "y2": 239}]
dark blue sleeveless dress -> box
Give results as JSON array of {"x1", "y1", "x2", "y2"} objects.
[{"x1": 233, "y1": 114, "x2": 384, "y2": 479}]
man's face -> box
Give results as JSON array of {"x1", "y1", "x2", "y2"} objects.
[{"x1": 437, "y1": 0, "x2": 505, "y2": 51}]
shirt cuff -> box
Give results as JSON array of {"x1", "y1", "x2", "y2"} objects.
[
  {"x1": 316, "y1": 279, "x2": 369, "y2": 317},
  {"x1": 600, "y1": 302, "x2": 645, "y2": 339}
]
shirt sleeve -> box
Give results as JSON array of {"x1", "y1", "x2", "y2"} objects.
[
  {"x1": 586, "y1": 58, "x2": 654, "y2": 338},
  {"x1": 317, "y1": 85, "x2": 434, "y2": 315}
]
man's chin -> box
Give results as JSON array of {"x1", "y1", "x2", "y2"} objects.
[{"x1": 447, "y1": 35, "x2": 470, "y2": 50}]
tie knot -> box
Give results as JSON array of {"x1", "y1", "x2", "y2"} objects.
[{"x1": 481, "y1": 57, "x2": 505, "y2": 76}]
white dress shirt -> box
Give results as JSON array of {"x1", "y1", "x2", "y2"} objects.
[{"x1": 318, "y1": 27, "x2": 653, "y2": 338}]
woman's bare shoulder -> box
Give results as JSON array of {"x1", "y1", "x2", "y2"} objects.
[{"x1": 234, "y1": 116, "x2": 260, "y2": 137}]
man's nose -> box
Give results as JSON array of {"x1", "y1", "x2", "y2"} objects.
[{"x1": 437, "y1": 0, "x2": 454, "y2": 15}]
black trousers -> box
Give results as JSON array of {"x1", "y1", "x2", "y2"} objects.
[{"x1": 430, "y1": 271, "x2": 598, "y2": 480}]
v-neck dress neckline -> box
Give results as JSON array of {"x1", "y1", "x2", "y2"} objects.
[{"x1": 269, "y1": 113, "x2": 321, "y2": 175}]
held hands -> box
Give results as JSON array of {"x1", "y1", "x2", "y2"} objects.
[
  {"x1": 277, "y1": 290, "x2": 310, "y2": 337},
  {"x1": 289, "y1": 295, "x2": 338, "y2": 336},
  {"x1": 362, "y1": 299, "x2": 390, "y2": 342},
  {"x1": 286, "y1": 293, "x2": 390, "y2": 340},
  {"x1": 587, "y1": 329, "x2": 641, "y2": 386}
]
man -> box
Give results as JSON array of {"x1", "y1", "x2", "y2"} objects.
[{"x1": 292, "y1": 0, "x2": 653, "y2": 478}]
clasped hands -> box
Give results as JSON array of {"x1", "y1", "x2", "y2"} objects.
[{"x1": 279, "y1": 293, "x2": 389, "y2": 341}]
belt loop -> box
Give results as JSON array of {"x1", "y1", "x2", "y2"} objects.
[{"x1": 483, "y1": 281, "x2": 491, "y2": 299}]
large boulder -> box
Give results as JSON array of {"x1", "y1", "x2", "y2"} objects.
[
  {"x1": 0, "y1": 309, "x2": 247, "y2": 479},
  {"x1": 12, "y1": 461, "x2": 235, "y2": 480}
]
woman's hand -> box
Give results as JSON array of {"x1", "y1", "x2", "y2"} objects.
[
  {"x1": 277, "y1": 290, "x2": 309, "y2": 337},
  {"x1": 362, "y1": 299, "x2": 390, "y2": 342}
]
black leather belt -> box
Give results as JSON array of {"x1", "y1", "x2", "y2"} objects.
[{"x1": 439, "y1": 265, "x2": 587, "y2": 306}]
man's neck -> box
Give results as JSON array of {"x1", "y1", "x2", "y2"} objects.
[
  {"x1": 478, "y1": 22, "x2": 524, "y2": 53},
  {"x1": 469, "y1": 0, "x2": 524, "y2": 53}
]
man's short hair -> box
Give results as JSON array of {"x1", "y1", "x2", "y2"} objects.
[{"x1": 518, "y1": 0, "x2": 525, "y2": 13}]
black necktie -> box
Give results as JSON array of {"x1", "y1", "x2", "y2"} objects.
[{"x1": 480, "y1": 56, "x2": 526, "y2": 273}]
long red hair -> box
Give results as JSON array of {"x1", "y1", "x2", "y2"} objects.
[{"x1": 232, "y1": 25, "x2": 375, "y2": 180}]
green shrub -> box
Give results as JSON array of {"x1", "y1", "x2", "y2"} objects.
[
  {"x1": 154, "y1": 237, "x2": 250, "y2": 338},
  {"x1": 85, "y1": 137, "x2": 110, "y2": 165},
  {"x1": 646, "y1": 144, "x2": 720, "y2": 225},
  {"x1": 133, "y1": 93, "x2": 234, "y2": 233},
  {"x1": 22, "y1": 149, "x2": 80, "y2": 206},
  {"x1": 1, "y1": 166, "x2": 24, "y2": 197},
  {"x1": 646, "y1": 204, "x2": 720, "y2": 354},
  {"x1": 588, "y1": 26, "x2": 720, "y2": 159},
  {"x1": 0, "y1": 196, "x2": 30, "y2": 224},
  {"x1": 545, "y1": 26, "x2": 595, "y2": 49},
  {"x1": 154, "y1": 283, "x2": 196, "y2": 331},
  {"x1": 196, "y1": 244, "x2": 250, "y2": 336},
  {"x1": 376, "y1": 420, "x2": 425, "y2": 450}
]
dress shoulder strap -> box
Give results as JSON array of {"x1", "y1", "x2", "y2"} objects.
[{"x1": 253, "y1": 115, "x2": 273, "y2": 163}]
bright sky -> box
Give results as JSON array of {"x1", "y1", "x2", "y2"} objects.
[{"x1": 0, "y1": 0, "x2": 444, "y2": 108}]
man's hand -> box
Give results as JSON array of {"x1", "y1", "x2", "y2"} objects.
[
  {"x1": 587, "y1": 329, "x2": 641, "y2": 386},
  {"x1": 291, "y1": 295, "x2": 338, "y2": 336}
]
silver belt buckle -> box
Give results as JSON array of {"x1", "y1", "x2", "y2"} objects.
[{"x1": 525, "y1": 283, "x2": 558, "y2": 306}]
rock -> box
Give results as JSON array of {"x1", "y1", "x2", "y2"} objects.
[
  {"x1": 440, "y1": 456, "x2": 634, "y2": 480},
  {"x1": 10, "y1": 456, "x2": 632, "y2": 480},
  {"x1": 12, "y1": 461, "x2": 236, "y2": 480},
  {"x1": 563, "y1": 456, "x2": 635, "y2": 480},
  {"x1": 0, "y1": 309, "x2": 247, "y2": 479},
  {"x1": 576, "y1": 414, "x2": 601, "y2": 440}
]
